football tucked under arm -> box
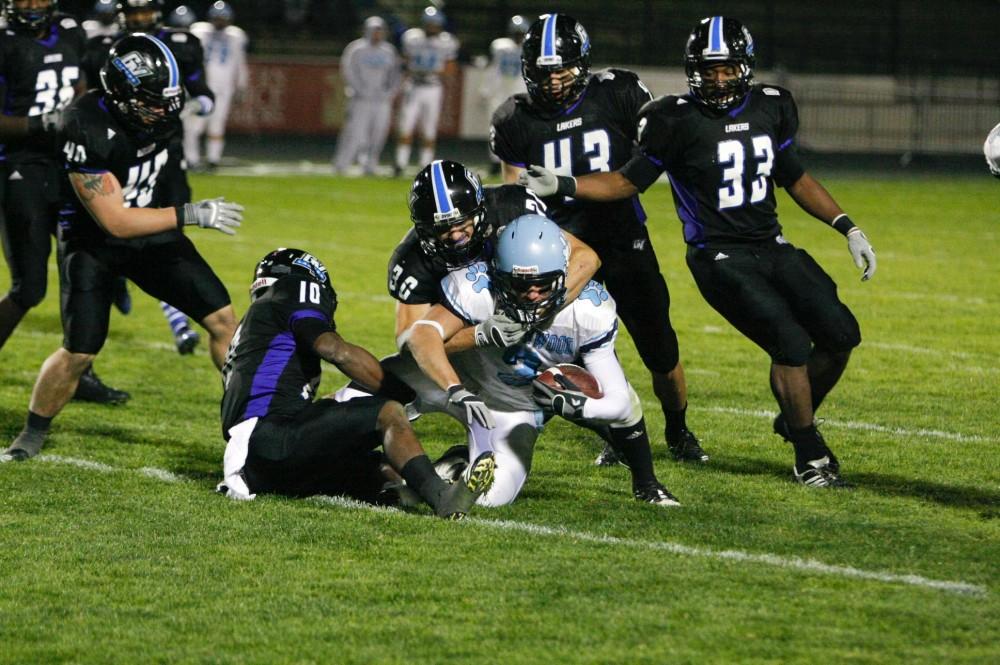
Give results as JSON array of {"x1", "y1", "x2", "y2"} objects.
[{"x1": 532, "y1": 364, "x2": 603, "y2": 420}]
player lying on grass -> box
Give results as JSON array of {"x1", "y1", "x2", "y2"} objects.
[
  {"x1": 217, "y1": 248, "x2": 495, "y2": 520},
  {"x1": 403, "y1": 214, "x2": 680, "y2": 506}
]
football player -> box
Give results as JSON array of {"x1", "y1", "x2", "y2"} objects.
[
  {"x1": 333, "y1": 160, "x2": 612, "y2": 465},
  {"x1": 2, "y1": 34, "x2": 243, "y2": 462},
  {"x1": 479, "y1": 14, "x2": 529, "y2": 175},
  {"x1": 402, "y1": 214, "x2": 680, "y2": 506},
  {"x1": 82, "y1": 0, "x2": 216, "y2": 354},
  {"x1": 393, "y1": 6, "x2": 458, "y2": 176},
  {"x1": 490, "y1": 14, "x2": 706, "y2": 467},
  {"x1": 185, "y1": 2, "x2": 248, "y2": 172},
  {"x1": 82, "y1": 0, "x2": 117, "y2": 39},
  {"x1": 520, "y1": 17, "x2": 877, "y2": 488},
  {"x1": 216, "y1": 248, "x2": 495, "y2": 519},
  {"x1": 0, "y1": 0, "x2": 127, "y2": 404}
]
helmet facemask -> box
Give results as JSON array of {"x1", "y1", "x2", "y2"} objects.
[
  {"x1": 409, "y1": 161, "x2": 491, "y2": 269},
  {"x1": 521, "y1": 14, "x2": 592, "y2": 114},
  {"x1": 492, "y1": 268, "x2": 566, "y2": 326},
  {"x1": 684, "y1": 16, "x2": 756, "y2": 112},
  {"x1": 5, "y1": 0, "x2": 57, "y2": 33}
]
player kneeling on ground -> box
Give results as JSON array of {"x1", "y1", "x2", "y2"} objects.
[
  {"x1": 217, "y1": 249, "x2": 494, "y2": 519},
  {"x1": 405, "y1": 214, "x2": 680, "y2": 507}
]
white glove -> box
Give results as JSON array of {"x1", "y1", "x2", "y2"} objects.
[
  {"x1": 516, "y1": 164, "x2": 576, "y2": 198},
  {"x1": 180, "y1": 197, "x2": 244, "y2": 235},
  {"x1": 474, "y1": 313, "x2": 529, "y2": 348},
  {"x1": 446, "y1": 385, "x2": 495, "y2": 429},
  {"x1": 181, "y1": 95, "x2": 214, "y2": 119},
  {"x1": 846, "y1": 228, "x2": 876, "y2": 281},
  {"x1": 532, "y1": 375, "x2": 588, "y2": 420}
]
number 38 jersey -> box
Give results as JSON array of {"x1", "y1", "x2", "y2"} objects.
[
  {"x1": 58, "y1": 90, "x2": 176, "y2": 245},
  {"x1": 622, "y1": 84, "x2": 806, "y2": 248},
  {"x1": 0, "y1": 14, "x2": 86, "y2": 165},
  {"x1": 387, "y1": 184, "x2": 546, "y2": 305},
  {"x1": 490, "y1": 69, "x2": 652, "y2": 247},
  {"x1": 221, "y1": 276, "x2": 338, "y2": 437},
  {"x1": 440, "y1": 265, "x2": 619, "y2": 412}
]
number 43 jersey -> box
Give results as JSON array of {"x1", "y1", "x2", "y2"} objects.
[
  {"x1": 622, "y1": 84, "x2": 807, "y2": 248},
  {"x1": 58, "y1": 90, "x2": 176, "y2": 245},
  {"x1": 490, "y1": 69, "x2": 652, "y2": 247},
  {"x1": 0, "y1": 13, "x2": 86, "y2": 165}
]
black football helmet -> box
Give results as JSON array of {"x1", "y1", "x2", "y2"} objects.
[
  {"x1": 684, "y1": 16, "x2": 756, "y2": 111},
  {"x1": 521, "y1": 14, "x2": 592, "y2": 113},
  {"x1": 116, "y1": 0, "x2": 163, "y2": 32},
  {"x1": 100, "y1": 33, "x2": 184, "y2": 134},
  {"x1": 3, "y1": 0, "x2": 58, "y2": 33},
  {"x1": 490, "y1": 214, "x2": 568, "y2": 326},
  {"x1": 251, "y1": 248, "x2": 337, "y2": 306},
  {"x1": 408, "y1": 160, "x2": 490, "y2": 268}
]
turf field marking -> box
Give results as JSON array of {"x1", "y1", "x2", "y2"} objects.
[{"x1": 31, "y1": 454, "x2": 988, "y2": 598}]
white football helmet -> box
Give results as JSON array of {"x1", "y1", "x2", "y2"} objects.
[{"x1": 984, "y1": 122, "x2": 1000, "y2": 179}]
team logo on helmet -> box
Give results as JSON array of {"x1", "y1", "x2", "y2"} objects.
[
  {"x1": 113, "y1": 51, "x2": 155, "y2": 86},
  {"x1": 292, "y1": 253, "x2": 329, "y2": 285}
]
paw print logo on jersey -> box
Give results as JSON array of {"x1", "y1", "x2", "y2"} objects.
[
  {"x1": 465, "y1": 263, "x2": 490, "y2": 293},
  {"x1": 579, "y1": 282, "x2": 609, "y2": 307}
]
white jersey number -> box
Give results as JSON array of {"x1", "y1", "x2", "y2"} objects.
[
  {"x1": 30, "y1": 66, "x2": 79, "y2": 116},
  {"x1": 716, "y1": 135, "x2": 775, "y2": 210}
]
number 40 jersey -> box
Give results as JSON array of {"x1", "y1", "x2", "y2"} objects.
[{"x1": 58, "y1": 90, "x2": 175, "y2": 245}]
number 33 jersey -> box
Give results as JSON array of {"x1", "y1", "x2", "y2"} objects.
[
  {"x1": 622, "y1": 84, "x2": 807, "y2": 248},
  {"x1": 0, "y1": 13, "x2": 86, "y2": 165},
  {"x1": 490, "y1": 69, "x2": 652, "y2": 246},
  {"x1": 58, "y1": 90, "x2": 176, "y2": 245}
]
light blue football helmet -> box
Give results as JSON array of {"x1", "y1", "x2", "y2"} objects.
[{"x1": 491, "y1": 214, "x2": 569, "y2": 325}]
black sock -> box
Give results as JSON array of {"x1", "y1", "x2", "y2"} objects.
[
  {"x1": 26, "y1": 411, "x2": 52, "y2": 433},
  {"x1": 789, "y1": 424, "x2": 825, "y2": 466},
  {"x1": 400, "y1": 454, "x2": 447, "y2": 508},
  {"x1": 664, "y1": 404, "x2": 688, "y2": 442},
  {"x1": 609, "y1": 418, "x2": 657, "y2": 488}
]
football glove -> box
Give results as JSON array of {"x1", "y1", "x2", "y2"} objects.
[
  {"x1": 179, "y1": 197, "x2": 244, "y2": 235},
  {"x1": 532, "y1": 374, "x2": 588, "y2": 420},
  {"x1": 181, "y1": 95, "x2": 215, "y2": 119},
  {"x1": 516, "y1": 164, "x2": 577, "y2": 198},
  {"x1": 474, "y1": 313, "x2": 529, "y2": 348},
  {"x1": 846, "y1": 228, "x2": 876, "y2": 281},
  {"x1": 446, "y1": 385, "x2": 495, "y2": 429}
]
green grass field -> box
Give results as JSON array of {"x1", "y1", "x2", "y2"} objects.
[{"x1": 1, "y1": 169, "x2": 997, "y2": 664}]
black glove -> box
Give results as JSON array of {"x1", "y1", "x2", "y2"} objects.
[{"x1": 532, "y1": 374, "x2": 588, "y2": 419}]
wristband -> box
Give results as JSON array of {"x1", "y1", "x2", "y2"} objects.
[
  {"x1": 830, "y1": 214, "x2": 857, "y2": 236},
  {"x1": 556, "y1": 175, "x2": 577, "y2": 197},
  {"x1": 446, "y1": 384, "x2": 465, "y2": 398},
  {"x1": 175, "y1": 206, "x2": 185, "y2": 229}
]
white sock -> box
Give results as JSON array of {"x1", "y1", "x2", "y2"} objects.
[
  {"x1": 418, "y1": 146, "x2": 434, "y2": 168},
  {"x1": 395, "y1": 144, "x2": 411, "y2": 169},
  {"x1": 207, "y1": 137, "x2": 224, "y2": 164}
]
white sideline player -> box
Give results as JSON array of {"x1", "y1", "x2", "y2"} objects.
[
  {"x1": 481, "y1": 15, "x2": 529, "y2": 175},
  {"x1": 402, "y1": 214, "x2": 680, "y2": 507},
  {"x1": 332, "y1": 16, "x2": 401, "y2": 175},
  {"x1": 83, "y1": 0, "x2": 118, "y2": 39},
  {"x1": 984, "y1": 122, "x2": 1000, "y2": 179},
  {"x1": 184, "y1": 1, "x2": 248, "y2": 171},
  {"x1": 393, "y1": 6, "x2": 459, "y2": 175}
]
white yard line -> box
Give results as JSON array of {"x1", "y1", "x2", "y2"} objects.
[{"x1": 32, "y1": 454, "x2": 988, "y2": 597}]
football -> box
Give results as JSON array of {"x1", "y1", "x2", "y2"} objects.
[{"x1": 534, "y1": 363, "x2": 604, "y2": 398}]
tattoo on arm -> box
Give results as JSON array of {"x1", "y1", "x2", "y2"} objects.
[{"x1": 75, "y1": 172, "x2": 113, "y2": 202}]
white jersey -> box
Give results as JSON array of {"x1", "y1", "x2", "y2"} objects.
[
  {"x1": 340, "y1": 37, "x2": 400, "y2": 101},
  {"x1": 441, "y1": 264, "x2": 619, "y2": 412},
  {"x1": 190, "y1": 22, "x2": 249, "y2": 94},
  {"x1": 487, "y1": 37, "x2": 524, "y2": 87},
  {"x1": 400, "y1": 28, "x2": 458, "y2": 85},
  {"x1": 82, "y1": 19, "x2": 117, "y2": 39}
]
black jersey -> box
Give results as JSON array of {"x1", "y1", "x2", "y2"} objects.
[
  {"x1": 82, "y1": 27, "x2": 213, "y2": 103},
  {"x1": 387, "y1": 184, "x2": 546, "y2": 305},
  {"x1": 490, "y1": 69, "x2": 652, "y2": 247},
  {"x1": 621, "y1": 85, "x2": 806, "y2": 249},
  {"x1": 58, "y1": 90, "x2": 176, "y2": 244},
  {"x1": 0, "y1": 14, "x2": 86, "y2": 165},
  {"x1": 221, "y1": 277, "x2": 338, "y2": 437}
]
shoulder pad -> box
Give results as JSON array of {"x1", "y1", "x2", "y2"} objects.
[
  {"x1": 753, "y1": 83, "x2": 793, "y2": 98},
  {"x1": 59, "y1": 17, "x2": 79, "y2": 29},
  {"x1": 490, "y1": 95, "x2": 521, "y2": 125}
]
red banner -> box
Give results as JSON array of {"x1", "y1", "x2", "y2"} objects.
[{"x1": 227, "y1": 57, "x2": 462, "y2": 137}]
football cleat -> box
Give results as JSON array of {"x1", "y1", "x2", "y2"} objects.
[
  {"x1": 633, "y1": 481, "x2": 681, "y2": 507},
  {"x1": 175, "y1": 328, "x2": 201, "y2": 355},
  {"x1": 73, "y1": 367, "x2": 130, "y2": 405},
  {"x1": 793, "y1": 456, "x2": 851, "y2": 489},
  {"x1": 593, "y1": 443, "x2": 622, "y2": 467},
  {"x1": 667, "y1": 428, "x2": 709, "y2": 463},
  {"x1": 1, "y1": 429, "x2": 47, "y2": 462},
  {"x1": 433, "y1": 443, "x2": 469, "y2": 483},
  {"x1": 435, "y1": 451, "x2": 496, "y2": 520},
  {"x1": 774, "y1": 414, "x2": 841, "y2": 475}
]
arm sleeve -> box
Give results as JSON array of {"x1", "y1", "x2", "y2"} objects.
[
  {"x1": 772, "y1": 90, "x2": 806, "y2": 188},
  {"x1": 579, "y1": 343, "x2": 632, "y2": 421},
  {"x1": 620, "y1": 101, "x2": 672, "y2": 192}
]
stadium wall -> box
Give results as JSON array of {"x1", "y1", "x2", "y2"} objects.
[{"x1": 227, "y1": 57, "x2": 997, "y2": 157}]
